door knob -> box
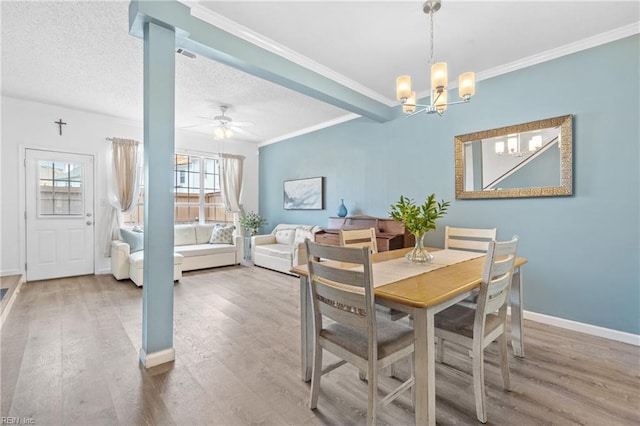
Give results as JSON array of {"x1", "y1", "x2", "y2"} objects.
[
  {"x1": 86, "y1": 213, "x2": 93, "y2": 217},
  {"x1": 86, "y1": 221, "x2": 93, "y2": 225}
]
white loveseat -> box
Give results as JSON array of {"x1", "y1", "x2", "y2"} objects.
[
  {"x1": 111, "y1": 223, "x2": 243, "y2": 286},
  {"x1": 251, "y1": 224, "x2": 322, "y2": 275}
]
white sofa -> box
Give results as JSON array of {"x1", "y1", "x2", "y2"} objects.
[
  {"x1": 251, "y1": 224, "x2": 322, "y2": 275},
  {"x1": 111, "y1": 223, "x2": 243, "y2": 286}
]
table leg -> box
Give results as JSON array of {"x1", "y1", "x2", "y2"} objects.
[
  {"x1": 299, "y1": 274, "x2": 313, "y2": 381},
  {"x1": 510, "y1": 267, "x2": 525, "y2": 358},
  {"x1": 413, "y1": 308, "x2": 436, "y2": 426}
]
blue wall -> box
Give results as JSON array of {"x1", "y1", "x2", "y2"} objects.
[{"x1": 259, "y1": 35, "x2": 640, "y2": 335}]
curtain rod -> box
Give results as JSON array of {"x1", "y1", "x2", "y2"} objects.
[{"x1": 106, "y1": 137, "x2": 139, "y2": 144}]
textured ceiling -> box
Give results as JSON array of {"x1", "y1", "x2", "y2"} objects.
[{"x1": 2, "y1": 1, "x2": 638, "y2": 145}]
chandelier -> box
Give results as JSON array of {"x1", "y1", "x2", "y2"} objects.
[{"x1": 396, "y1": 0, "x2": 475, "y2": 116}]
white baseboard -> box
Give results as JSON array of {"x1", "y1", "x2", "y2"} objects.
[
  {"x1": 1, "y1": 269, "x2": 21, "y2": 277},
  {"x1": 139, "y1": 347, "x2": 175, "y2": 368},
  {"x1": 519, "y1": 309, "x2": 640, "y2": 347},
  {"x1": 95, "y1": 268, "x2": 111, "y2": 275},
  {"x1": 0, "y1": 276, "x2": 24, "y2": 328}
]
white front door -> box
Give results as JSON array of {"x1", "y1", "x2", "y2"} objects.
[{"x1": 25, "y1": 149, "x2": 94, "y2": 281}]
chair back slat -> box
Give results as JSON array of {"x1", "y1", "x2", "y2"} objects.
[
  {"x1": 310, "y1": 262, "x2": 366, "y2": 288},
  {"x1": 476, "y1": 236, "x2": 519, "y2": 319},
  {"x1": 308, "y1": 240, "x2": 373, "y2": 264},
  {"x1": 445, "y1": 226, "x2": 497, "y2": 253},
  {"x1": 485, "y1": 272, "x2": 512, "y2": 314},
  {"x1": 314, "y1": 291, "x2": 369, "y2": 329},
  {"x1": 339, "y1": 228, "x2": 378, "y2": 254},
  {"x1": 447, "y1": 239, "x2": 492, "y2": 252}
]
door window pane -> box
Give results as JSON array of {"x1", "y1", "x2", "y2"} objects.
[{"x1": 39, "y1": 161, "x2": 83, "y2": 216}]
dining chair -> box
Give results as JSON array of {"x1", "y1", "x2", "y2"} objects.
[
  {"x1": 434, "y1": 236, "x2": 519, "y2": 424},
  {"x1": 304, "y1": 240, "x2": 415, "y2": 425},
  {"x1": 444, "y1": 226, "x2": 498, "y2": 308},
  {"x1": 444, "y1": 226, "x2": 497, "y2": 252},
  {"x1": 339, "y1": 227, "x2": 378, "y2": 253}
]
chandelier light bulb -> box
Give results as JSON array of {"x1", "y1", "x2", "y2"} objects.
[
  {"x1": 431, "y1": 62, "x2": 448, "y2": 91},
  {"x1": 403, "y1": 92, "x2": 417, "y2": 114},
  {"x1": 396, "y1": 75, "x2": 412, "y2": 101},
  {"x1": 459, "y1": 72, "x2": 476, "y2": 99}
]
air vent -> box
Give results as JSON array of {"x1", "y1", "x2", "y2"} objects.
[{"x1": 176, "y1": 49, "x2": 196, "y2": 59}]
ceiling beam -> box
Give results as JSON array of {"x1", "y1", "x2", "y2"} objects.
[{"x1": 129, "y1": 0, "x2": 393, "y2": 123}]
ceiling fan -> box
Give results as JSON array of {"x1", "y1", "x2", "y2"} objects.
[
  {"x1": 199, "y1": 105, "x2": 254, "y2": 139},
  {"x1": 180, "y1": 105, "x2": 254, "y2": 139}
]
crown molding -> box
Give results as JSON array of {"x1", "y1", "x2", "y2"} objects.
[
  {"x1": 476, "y1": 23, "x2": 639, "y2": 82},
  {"x1": 185, "y1": 2, "x2": 395, "y2": 106},
  {"x1": 258, "y1": 113, "x2": 360, "y2": 147}
]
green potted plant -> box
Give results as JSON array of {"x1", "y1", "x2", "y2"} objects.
[
  {"x1": 389, "y1": 194, "x2": 450, "y2": 263},
  {"x1": 239, "y1": 211, "x2": 267, "y2": 236}
]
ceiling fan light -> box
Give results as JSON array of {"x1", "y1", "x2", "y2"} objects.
[
  {"x1": 214, "y1": 126, "x2": 226, "y2": 139},
  {"x1": 458, "y1": 72, "x2": 475, "y2": 98}
]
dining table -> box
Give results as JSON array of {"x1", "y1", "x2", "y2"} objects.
[{"x1": 291, "y1": 247, "x2": 528, "y2": 426}]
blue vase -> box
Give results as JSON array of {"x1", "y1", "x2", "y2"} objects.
[{"x1": 337, "y1": 199, "x2": 348, "y2": 217}]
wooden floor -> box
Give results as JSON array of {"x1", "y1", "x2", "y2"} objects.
[{"x1": 1, "y1": 265, "x2": 638, "y2": 425}]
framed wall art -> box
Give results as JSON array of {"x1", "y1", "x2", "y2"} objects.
[{"x1": 283, "y1": 177, "x2": 324, "y2": 210}]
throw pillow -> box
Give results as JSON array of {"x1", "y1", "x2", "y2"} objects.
[
  {"x1": 120, "y1": 228, "x2": 144, "y2": 253},
  {"x1": 209, "y1": 225, "x2": 235, "y2": 244}
]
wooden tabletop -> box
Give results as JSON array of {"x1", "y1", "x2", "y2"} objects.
[{"x1": 292, "y1": 248, "x2": 528, "y2": 309}]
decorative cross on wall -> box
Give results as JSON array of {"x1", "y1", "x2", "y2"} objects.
[{"x1": 54, "y1": 119, "x2": 67, "y2": 135}]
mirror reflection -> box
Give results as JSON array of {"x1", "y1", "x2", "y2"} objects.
[{"x1": 455, "y1": 115, "x2": 573, "y2": 199}]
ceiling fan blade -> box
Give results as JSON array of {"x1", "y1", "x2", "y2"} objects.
[
  {"x1": 180, "y1": 122, "x2": 215, "y2": 129},
  {"x1": 196, "y1": 115, "x2": 217, "y2": 122},
  {"x1": 229, "y1": 121, "x2": 254, "y2": 127},
  {"x1": 231, "y1": 127, "x2": 257, "y2": 138}
]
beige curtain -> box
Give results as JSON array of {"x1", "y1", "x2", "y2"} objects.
[
  {"x1": 105, "y1": 138, "x2": 141, "y2": 255},
  {"x1": 219, "y1": 154, "x2": 245, "y2": 232},
  {"x1": 220, "y1": 153, "x2": 244, "y2": 213}
]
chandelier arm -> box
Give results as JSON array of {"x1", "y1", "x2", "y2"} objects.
[{"x1": 444, "y1": 98, "x2": 472, "y2": 107}]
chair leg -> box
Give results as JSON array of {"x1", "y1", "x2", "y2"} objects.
[
  {"x1": 436, "y1": 337, "x2": 444, "y2": 363},
  {"x1": 366, "y1": 364, "x2": 377, "y2": 426},
  {"x1": 309, "y1": 343, "x2": 323, "y2": 409},
  {"x1": 498, "y1": 333, "x2": 511, "y2": 391},
  {"x1": 359, "y1": 369, "x2": 367, "y2": 381},
  {"x1": 472, "y1": 349, "x2": 487, "y2": 423},
  {"x1": 409, "y1": 353, "x2": 415, "y2": 411}
]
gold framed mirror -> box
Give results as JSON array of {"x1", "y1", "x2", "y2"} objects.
[{"x1": 455, "y1": 115, "x2": 573, "y2": 199}]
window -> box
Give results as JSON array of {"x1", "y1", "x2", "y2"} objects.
[
  {"x1": 38, "y1": 161, "x2": 84, "y2": 216},
  {"x1": 122, "y1": 153, "x2": 232, "y2": 226}
]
